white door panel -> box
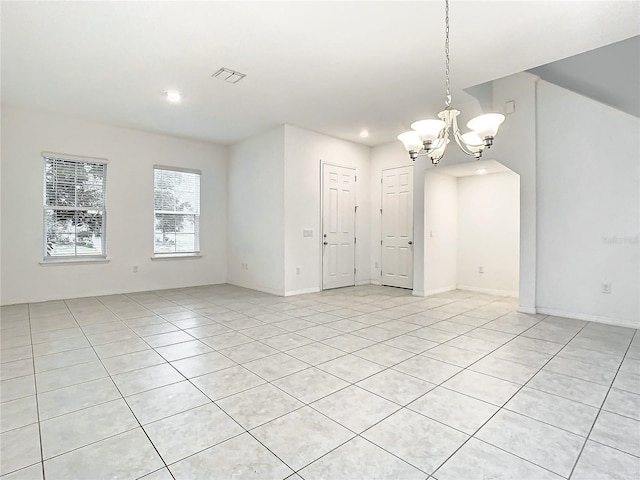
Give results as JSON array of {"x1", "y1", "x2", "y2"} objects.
[
  {"x1": 381, "y1": 166, "x2": 414, "y2": 289},
  {"x1": 322, "y1": 164, "x2": 356, "y2": 290}
]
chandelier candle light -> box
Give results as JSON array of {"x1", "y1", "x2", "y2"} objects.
[{"x1": 398, "y1": 0, "x2": 505, "y2": 164}]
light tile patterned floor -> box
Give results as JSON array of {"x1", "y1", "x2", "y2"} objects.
[{"x1": 1, "y1": 285, "x2": 639, "y2": 479}]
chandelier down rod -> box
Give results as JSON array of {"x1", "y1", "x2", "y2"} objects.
[{"x1": 397, "y1": 0, "x2": 505, "y2": 165}]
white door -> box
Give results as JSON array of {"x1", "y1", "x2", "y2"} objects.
[
  {"x1": 381, "y1": 166, "x2": 414, "y2": 289},
  {"x1": 322, "y1": 164, "x2": 356, "y2": 290}
]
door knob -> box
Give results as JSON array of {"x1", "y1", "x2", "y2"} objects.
[
  {"x1": 408, "y1": 241, "x2": 413, "y2": 245},
  {"x1": 323, "y1": 241, "x2": 328, "y2": 245}
]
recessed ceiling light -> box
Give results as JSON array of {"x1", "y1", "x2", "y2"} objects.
[
  {"x1": 165, "y1": 90, "x2": 181, "y2": 103},
  {"x1": 359, "y1": 130, "x2": 369, "y2": 138},
  {"x1": 476, "y1": 168, "x2": 488, "y2": 175}
]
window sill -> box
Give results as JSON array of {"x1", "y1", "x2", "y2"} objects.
[
  {"x1": 151, "y1": 253, "x2": 202, "y2": 261},
  {"x1": 40, "y1": 257, "x2": 109, "y2": 266}
]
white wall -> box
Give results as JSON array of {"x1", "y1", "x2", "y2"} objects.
[
  {"x1": 227, "y1": 126, "x2": 285, "y2": 295},
  {"x1": 227, "y1": 124, "x2": 370, "y2": 296},
  {"x1": 369, "y1": 99, "x2": 493, "y2": 296},
  {"x1": 457, "y1": 172, "x2": 520, "y2": 296},
  {"x1": 370, "y1": 73, "x2": 639, "y2": 328},
  {"x1": 0, "y1": 106, "x2": 227, "y2": 305},
  {"x1": 490, "y1": 72, "x2": 539, "y2": 311},
  {"x1": 283, "y1": 125, "x2": 371, "y2": 295},
  {"x1": 424, "y1": 172, "x2": 458, "y2": 294},
  {"x1": 536, "y1": 80, "x2": 639, "y2": 326}
]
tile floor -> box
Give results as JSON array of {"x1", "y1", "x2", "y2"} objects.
[{"x1": 1, "y1": 284, "x2": 639, "y2": 480}]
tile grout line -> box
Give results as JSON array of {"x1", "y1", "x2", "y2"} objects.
[
  {"x1": 95, "y1": 290, "x2": 261, "y2": 478},
  {"x1": 6, "y1": 286, "x2": 636, "y2": 479},
  {"x1": 146, "y1": 288, "x2": 432, "y2": 476},
  {"x1": 431, "y1": 313, "x2": 638, "y2": 475},
  {"x1": 2, "y1": 289, "x2": 484, "y2": 477},
  {"x1": 31, "y1": 288, "x2": 510, "y2": 477},
  {"x1": 428, "y1": 313, "x2": 593, "y2": 479},
  {"x1": 281, "y1": 292, "x2": 529, "y2": 476},
  {"x1": 211, "y1": 295, "x2": 528, "y2": 476},
  {"x1": 566, "y1": 328, "x2": 639, "y2": 479},
  {"x1": 29, "y1": 302, "x2": 47, "y2": 480},
  {"x1": 117, "y1": 291, "x2": 317, "y2": 477},
  {"x1": 60, "y1": 297, "x2": 176, "y2": 480}
]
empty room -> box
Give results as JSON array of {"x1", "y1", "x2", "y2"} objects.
[{"x1": 1, "y1": 1, "x2": 639, "y2": 479}]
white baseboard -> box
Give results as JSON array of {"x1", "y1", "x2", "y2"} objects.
[
  {"x1": 370, "y1": 279, "x2": 382, "y2": 286},
  {"x1": 536, "y1": 307, "x2": 640, "y2": 329},
  {"x1": 424, "y1": 285, "x2": 457, "y2": 296},
  {"x1": 517, "y1": 306, "x2": 538, "y2": 314},
  {"x1": 1, "y1": 280, "x2": 229, "y2": 306},
  {"x1": 457, "y1": 285, "x2": 519, "y2": 297},
  {"x1": 356, "y1": 280, "x2": 373, "y2": 286},
  {"x1": 412, "y1": 289, "x2": 425, "y2": 297},
  {"x1": 284, "y1": 287, "x2": 321, "y2": 297},
  {"x1": 227, "y1": 282, "x2": 284, "y2": 297}
]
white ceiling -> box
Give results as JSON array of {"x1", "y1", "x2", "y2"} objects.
[
  {"x1": 529, "y1": 36, "x2": 640, "y2": 118},
  {"x1": 432, "y1": 159, "x2": 512, "y2": 178},
  {"x1": 2, "y1": 1, "x2": 638, "y2": 147}
]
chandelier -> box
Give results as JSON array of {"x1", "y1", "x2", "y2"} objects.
[{"x1": 397, "y1": 0, "x2": 505, "y2": 164}]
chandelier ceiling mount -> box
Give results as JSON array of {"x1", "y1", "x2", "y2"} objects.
[{"x1": 398, "y1": 0, "x2": 505, "y2": 165}]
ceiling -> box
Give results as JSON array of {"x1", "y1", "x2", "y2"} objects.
[
  {"x1": 433, "y1": 159, "x2": 512, "y2": 178},
  {"x1": 530, "y1": 36, "x2": 640, "y2": 118},
  {"x1": 2, "y1": 1, "x2": 639, "y2": 147}
]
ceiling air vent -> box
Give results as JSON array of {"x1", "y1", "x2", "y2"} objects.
[{"x1": 212, "y1": 67, "x2": 246, "y2": 84}]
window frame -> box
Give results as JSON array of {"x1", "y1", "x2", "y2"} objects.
[
  {"x1": 41, "y1": 151, "x2": 108, "y2": 263},
  {"x1": 153, "y1": 165, "x2": 201, "y2": 258}
]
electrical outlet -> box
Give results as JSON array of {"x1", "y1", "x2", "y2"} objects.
[
  {"x1": 479, "y1": 266, "x2": 484, "y2": 274},
  {"x1": 303, "y1": 229, "x2": 313, "y2": 237},
  {"x1": 375, "y1": 261, "x2": 379, "y2": 268},
  {"x1": 602, "y1": 282, "x2": 612, "y2": 294},
  {"x1": 132, "y1": 265, "x2": 139, "y2": 273},
  {"x1": 296, "y1": 266, "x2": 301, "y2": 275}
]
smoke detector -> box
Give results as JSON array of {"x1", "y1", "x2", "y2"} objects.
[{"x1": 212, "y1": 67, "x2": 246, "y2": 84}]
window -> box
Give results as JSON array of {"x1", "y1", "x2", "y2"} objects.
[
  {"x1": 154, "y1": 166, "x2": 201, "y2": 255},
  {"x1": 43, "y1": 152, "x2": 107, "y2": 259}
]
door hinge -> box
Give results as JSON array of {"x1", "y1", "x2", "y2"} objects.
[
  {"x1": 380, "y1": 178, "x2": 383, "y2": 184},
  {"x1": 380, "y1": 208, "x2": 382, "y2": 214},
  {"x1": 355, "y1": 176, "x2": 357, "y2": 182},
  {"x1": 354, "y1": 237, "x2": 357, "y2": 244},
  {"x1": 354, "y1": 267, "x2": 357, "y2": 274},
  {"x1": 380, "y1": 270, "x2": 383, "y2": 276},
  {"x1": 355, "y1": 205, "x2": 358, "y2": 212},
  {"x1": 380, "y1": 239, "x2": 383, "y2": 245}
]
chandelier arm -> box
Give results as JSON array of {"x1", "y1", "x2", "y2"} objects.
[
  {"x1": 420, "y1": 128, "x2": 448, "y2": 156},
  {"x1": 407, "y1": 150, "x2": 436, "y2": 163},
  {"x1": 452, "y1": 131, "x2": 483, "y2": 158},
  {"x1": 451, "y1": 114, "x2": 483, "y2": 158},
  {"x1": 425, "y1": 115, "x2": 452, "y2": 163},
  {"x1": 410, "y1": 148, "x2": 446, "y2": 165},
  {"x1": 397, "y1": 0, "x2": 503, "y2": 163}
]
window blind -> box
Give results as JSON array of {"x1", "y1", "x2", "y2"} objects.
[
  {"x1": 154, "y1": 167, "x2": 201, "y2": 254},
  {"x1": 43, "y1": 154, "x2": 107, "y2": 258}
]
